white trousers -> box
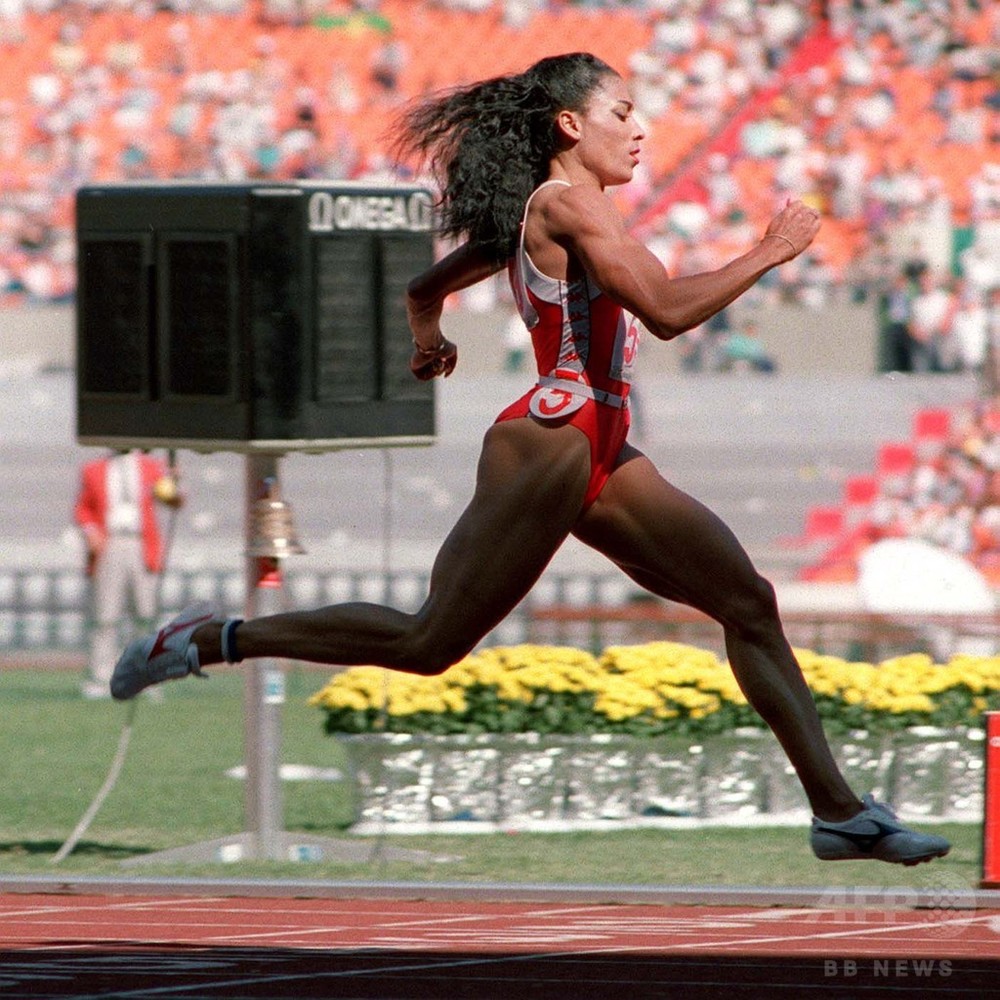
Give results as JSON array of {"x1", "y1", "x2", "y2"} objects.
[{"x1": 87, "y1": 534, "x2": 157, "y2": 685}]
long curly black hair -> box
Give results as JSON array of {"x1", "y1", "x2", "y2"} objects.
[{"x1": 394, "y1": 52, "x2": 618, "y2": 264}]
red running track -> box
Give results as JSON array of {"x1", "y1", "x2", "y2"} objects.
[{"x1": 3, "y1": 892, "x2": 1000, "y2": 998}]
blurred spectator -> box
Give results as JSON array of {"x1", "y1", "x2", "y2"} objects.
[
  {"x1": 853, "y1": 81, "x2": 896, "y2": 133},
  {"x1": 0, "y1": 99, "x2": 22, "y2": 162},
  {"x1": 970, "y1": 163, "x2": 1000, "y2": 223},
  {"x1": 948, "y1": 88, "x2": 987, "y2": 146},
  {"x1": 961, "y1": 234, "x2": 1000, "y2": 295},
  {"x1": 277, "y1": 93, "x2": 323, "y2": 178},
  {"x1": 759, "y1": 0, "x2": 805, "y2": 70},
  {"x1": 899, "y1": 237, "x2": 930, "y2": 285},
  {"x1": 881, "y1": 271, "x2": 913, "y2": 372},
  {"x1": 0, "y1": 0, "x2": 27, "y2": 48},
  {"x1": 952, "y1": 278, "x2": 990, "y2": 379},
  {"x1": 502, "y1": 0, "x2": 541, "y2": 28},
  {"x1": 104, "y1": 27, "x2": 144, "y2": 77},
  {"x1": 908, "y1": 270, "x2": 957, "y2": 372},
  {"x1": 327, "y1": 58, "x2": 362, "y2": 115},
  {"x1": 826, "y1": 135, "x2": 868, "y2": 219},
  {"x1": 987, "y1": 288, "x2": 1000, "y2": 396},
  {"x1": 503, "y1": 307, "x2": 531, "y2": 374},
  {"x1": 679, "y1": 307, "x2": 730, "y2": 373},
  {"x1": 161, "y1": 20, "x2": 194, "y2": 76},
  {"x1": 50, "y1": 22, "x2": 86, "y2": 75},
  {"x1": 788, "y1": 247, "x2": 838, "y2": 309},
  {"x1": 369, "y1": 29, "x2": 407, "y2": 102},
  {"x1": 703, "y1": 152, "x2": 740, "y2": 218},
  {"x1": 720, "y1": 315, "x2": 777, "y2": 374},
  {"x1": 113, "y1": 69, "x2": 159, "y2": 134}
]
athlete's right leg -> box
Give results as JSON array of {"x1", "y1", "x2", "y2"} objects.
[
  {"x1": 189, "y1": 419, "x2": 592, "y2": 676},
  {"x1": 572, "y1": 449, "x2": 862, "y2": 822}
]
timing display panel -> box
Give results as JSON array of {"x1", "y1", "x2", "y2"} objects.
[
  {"x1": 313, "y1": 235, "x2": 378, "y2": 403},
  {"x1": 78, "y1": 236, "x2": 149, "y2": 396},
  {"x1": 77, "y1": 182, "x2": 435, "y2": 451},
  {"x1": 380, "y1": 233, "x2": 434, "y2": 401},
  {"x1": 161, "y1": 236, "x2": 236, "y2": 398}
]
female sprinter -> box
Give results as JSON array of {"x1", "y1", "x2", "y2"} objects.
[{"x1": 113, "y1": 53, "x2": 948, "y2": 866}]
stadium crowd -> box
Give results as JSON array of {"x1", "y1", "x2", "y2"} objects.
[
  {"x1": 630, "y1": 1, "x2": 998, "y2": 376},
  {"x1": 804, "y1": 399, "x2": 1000, "y2": 583},
  {"x1": 0, "y1": 0, "x2": 996, "y2": 366}
]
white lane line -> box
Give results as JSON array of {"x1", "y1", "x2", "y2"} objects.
[{"x1": 667, "y1": 912, "x2": 1000, "y2": 951}]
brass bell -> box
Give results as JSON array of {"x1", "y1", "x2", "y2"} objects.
[{"x1": 247, "y1": 479, "x2": 305, "y2": 558}]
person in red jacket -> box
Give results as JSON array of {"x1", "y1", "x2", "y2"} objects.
[{"x1": 73, "y1": 449, "x2": 182, "y2": 698}]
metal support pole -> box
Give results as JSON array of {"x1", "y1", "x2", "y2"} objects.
[{"x1": 243, "y1": 453, "x2": 286, "y2": 861}]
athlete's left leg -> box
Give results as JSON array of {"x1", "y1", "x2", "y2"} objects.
[{"x1": 572, "y1": 446, "x2": 861, "y2": 823}]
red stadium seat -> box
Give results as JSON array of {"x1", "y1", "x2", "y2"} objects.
[
  {"x1": 843, "y1": 474, "x2": 878, "y2": 506},
  {"x1": 913, "y1": 406, "x2": 951, "y2": 439},
  {"x1": 912, "y1": 407, "x2": 952, "y2": 459},
  {"x1": 803, "y1": 505, "x2": 845, "y2": 540},
  {"x1": 877, "y1": 442, "x2": 916, "y2": 478},
  {"x1": 841, "y1": 474, "x2": 878, "y2": 528},
  {"x1": 780, "y1": 504, "x2": 846, "y2": 549}
]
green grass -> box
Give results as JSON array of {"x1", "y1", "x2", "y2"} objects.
[{"x1": 0, "y1": 667, "x2": 983, "y2": 891}]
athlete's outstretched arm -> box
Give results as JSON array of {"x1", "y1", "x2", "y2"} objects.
[
  {"x1": 543, "y1": 186, "x2": 819, "y2": 340},
  {"x1": 406, "y1": 241, "x2": 505, "y2": 379}
]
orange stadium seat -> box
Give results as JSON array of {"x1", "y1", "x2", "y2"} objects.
[{"x1": 0, "y1": 1, "x2": 996, "y2": 306}]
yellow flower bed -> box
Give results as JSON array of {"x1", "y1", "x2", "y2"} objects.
[{"x1": 310, "y1": 642, "x2": 1000, "y2": 737}]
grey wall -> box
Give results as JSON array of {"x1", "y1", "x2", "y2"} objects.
[
  {"x1": 0, "y1": 305, "x2": 75, "y2": 370},
  {"x1": 0, "y1": 299, "x2": 878, "y2": 377},
  {"x1": 442, "y1": 301, "x2": 878, "y2": 377}
]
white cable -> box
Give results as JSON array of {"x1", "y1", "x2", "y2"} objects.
[{"x1": 50, "y1": 700, "x2": 137, "y2": 864}]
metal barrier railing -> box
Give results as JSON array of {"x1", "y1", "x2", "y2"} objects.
[
  {"x1": 0, "y1": 566, "x2": 636, "y2": 653},
  {"x1": 3, "y1": 565, "x2": 996, "y2": 664}
]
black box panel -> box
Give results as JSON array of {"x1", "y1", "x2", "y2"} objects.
[{"x1": 76, "y1": 182, "x2": 436, "y2": 452}]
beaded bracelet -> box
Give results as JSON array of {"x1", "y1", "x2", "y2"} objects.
[{"x1": 412, "y1": 340, "x2": 444, "y2": 356}]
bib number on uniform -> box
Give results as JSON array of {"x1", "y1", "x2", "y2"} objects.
[{"x1": 528, "y1": 384, "x2": 587, "y2": 420}]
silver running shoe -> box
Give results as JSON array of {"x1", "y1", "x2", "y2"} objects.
[
  {"x1": 110, "y1": 602, "x2": 216, "y2": 701},
  {"x1": 811, "y1": 794, "x2": 951, "y2": 865}
]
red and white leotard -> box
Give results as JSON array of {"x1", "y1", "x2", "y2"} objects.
[{"x1": 495, "y1": 180, "x2": 641, "y2": 510}]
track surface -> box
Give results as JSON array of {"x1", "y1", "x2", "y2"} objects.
[{"x1": 4, "y1": 891, "x2": 1000, "y2": 998}]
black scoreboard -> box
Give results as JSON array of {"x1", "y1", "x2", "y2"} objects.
[{"x1": 75, "y1": 182, "x2": 436, "y2": 452}]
